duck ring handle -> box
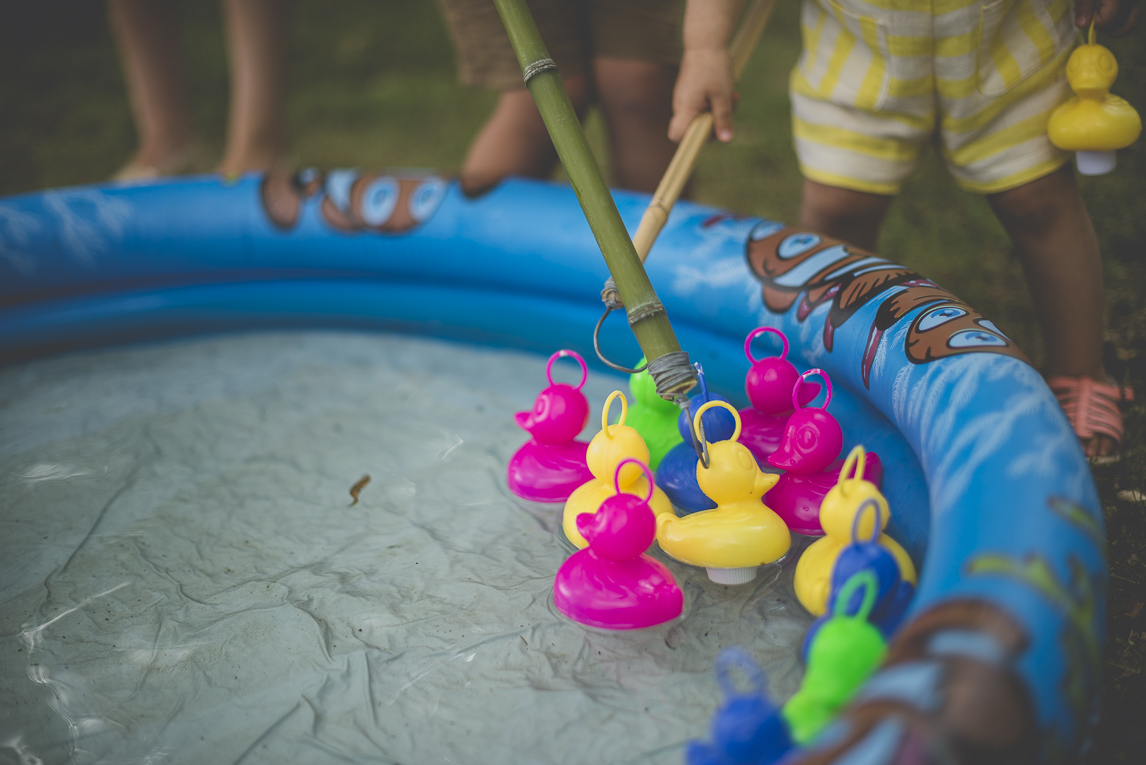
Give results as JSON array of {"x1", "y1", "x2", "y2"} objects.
[
  {"x1": 850, "y1": 497, "x2": 885, "y2": 545},
  {"x1": 794, "y1": 368, "x2": 832, "y2": 412},
  {"x1": 715, "y1": 646, "x2": 768, "y2": 699},
  {"x1": 744, "y1": 326, "x2": 789, "y2": 364},
  {"x1": 613, "y1": 457, "x2": 656, "y2": 505},
  {"x1": 692, "y1": 399, "x2": 743, "y2": 472},
  {"x1": 832, "y1": 569, "x2": 879, "y2": 621},
  {"x1": 546, "y1": 349, "x2": 589, "y2": 391}
]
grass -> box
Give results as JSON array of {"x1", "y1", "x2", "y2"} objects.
[{"x1": 2, "y1": 0, "x2": 1144, "y2": 760}]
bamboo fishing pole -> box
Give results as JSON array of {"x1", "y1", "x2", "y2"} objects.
[
  {"x1": 631, "y1": 0, "x2": 778, "y2": 263},
  {"x1": 492, "y1": 0, "x2": 696, "y2": 401}
]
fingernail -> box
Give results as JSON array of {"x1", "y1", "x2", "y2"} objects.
[
  {"x1": 719, "y1": 130, "x2": 733, "y2": 142},
  {"x1": 1076, "y1": 14, "x2": 1085, "y2": 25}
]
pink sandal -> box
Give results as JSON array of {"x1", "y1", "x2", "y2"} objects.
[{"x1": 1047, "y1": 376, "x2": 1134, "y2": 456}]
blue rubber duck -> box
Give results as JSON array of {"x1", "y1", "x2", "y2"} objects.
[{"x1": 687, "y1": 648, "x2": 794, "y2": 765}]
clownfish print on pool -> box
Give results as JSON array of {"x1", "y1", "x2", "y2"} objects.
[
  {"x1": 260, "y1": 169, "x2": 448, "y2": 234},
  {"x1": 746, "y1": 226, "x2": 1028, "y2": 387}
]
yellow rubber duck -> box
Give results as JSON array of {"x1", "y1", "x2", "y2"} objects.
[
  {"x1": 1047, "y1": 21, "x2": 1141, "y2": 175},
  {"x1": 794, "y1": 446, "x2": 916, "y2": 615},
  {"x1": 656, "y1": 401, "x2": 790, "y2": 585},
  {"x1": 563, "y1": 391, "x2": 674, "y2": 548}
]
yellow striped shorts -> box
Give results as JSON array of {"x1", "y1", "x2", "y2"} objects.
[{"x1": 790, "y1": 0, "x2": 1078, "y2": 194}]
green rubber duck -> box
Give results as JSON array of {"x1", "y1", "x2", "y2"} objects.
[
  {"x1": 782, "y1": 571, "x2": 887, "y2": 744},
  {"x1": 625, "y1": 358, "x2": 684, "y2": 470}
]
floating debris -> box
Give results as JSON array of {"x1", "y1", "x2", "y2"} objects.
[{"x1": 349, "y1": 474, "x2": 371, "y2": 506}]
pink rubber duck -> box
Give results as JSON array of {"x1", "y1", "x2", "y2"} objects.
[
  {"x1": 765, "y1": 369, "x2": 882, "y2": 535},
  {"x1": 507, "y1": 350, "x2": 594, "y2": 502},
  {"x1": 739, "y1": 327, "x2": 821, "y2": 463},
  {"x1": 553, "y1": 458, "x2": 684, "y2": 630}
]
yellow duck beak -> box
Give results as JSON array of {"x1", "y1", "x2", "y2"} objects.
[{"x1": 755, "y1": 470, "x2": 780, "y2": 497}]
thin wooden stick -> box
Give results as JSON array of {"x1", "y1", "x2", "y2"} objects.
[{"x1": 631, "y1": 0, "x2": 779, "y2": 262}]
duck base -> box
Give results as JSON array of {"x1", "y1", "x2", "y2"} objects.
[
  {"x1": 1076, "y1": 150, "x2": 1115, "y2": 176},
  {"x1": 706, "y1": 566, "x2": 758, "y2": 585}
]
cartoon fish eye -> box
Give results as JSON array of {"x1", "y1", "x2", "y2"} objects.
[
  {"x1": 917, "y1": 306, "x2": 967, "y2": 331},
  {"x1": 325, "y1": 169, "x2": 357, "y2": 212},
  {"x1": 977, "y1": 319, "x2": 1012, "y2": 342},
  {"x1": 409, "y1": 179, "x2": 448, "y2": 222},
  {"x1": 948, "y1": 330, "x2": 1008, "y2": 349},
  {"x1": 749, "y1": 221, "x2": 785, "y2": 241},
  {"x1": 361, "y1": 177, "x2": 400, "y2": 226},
  {"x1": 778, "y1": 233, "x2": 821, "y2": 259}
]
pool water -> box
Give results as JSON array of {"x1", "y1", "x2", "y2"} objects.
[{"x1": 0, "y1": 331, "x2": 811, "y2": 765}]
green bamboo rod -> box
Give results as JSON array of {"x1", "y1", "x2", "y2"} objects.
[{"x1": 492, "y1": 0, "x2": 694, "y2": 398}]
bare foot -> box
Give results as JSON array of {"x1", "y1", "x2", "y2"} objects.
[
  {"x1": 217, "y1": 135, "x2": 287, "y2": 176},
  {"x1": 112, "y1": 140, "x2": 197, "y2": 180}
]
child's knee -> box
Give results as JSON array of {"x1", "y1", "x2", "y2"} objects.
[
  {"x1": 563, "y1": 75, "x2": 591, "y2": 115},
  {"x1": 798, "y1": 180, "x2": 893, "y2": 250},
  {"x1": 594, "y1": 59, "x2": 674, "y2": 118},
  {"x1": 804, "y1": 183, "x2": 888, "y2": 226},
  {"x1": 988, "y1": 164, "x2": 1079, "y2": 232}
]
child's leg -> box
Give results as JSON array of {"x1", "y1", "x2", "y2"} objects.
[
  {"x1": 798, "y1": 180, "x2": 895, "y2": 252},
  {"x1": 986, "y1": 165, "x2": 1114, "y2": 456},
  {"x1": 107, "y1": 0, "x2": 193, "y2": 176},
  {"x1": 435, "y1": 0, "x2": 592, "y2": 195},
  {"x1": 593, "y1": 58, "x2": 678, "y2": 193},
  {"x1": 218, "y1": 0, "x2": 289, "y2": 175},
  {"x1": 459, "y1": 76, "x2": 591, "y2": 196}
]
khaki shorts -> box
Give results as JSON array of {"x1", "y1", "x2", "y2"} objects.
[
  {"x1": 436, "y1": 0, "x2": 683, "y2": 91},
  {"x1": 790, "y1": 0, "x2": 1077, "y2": 194}
]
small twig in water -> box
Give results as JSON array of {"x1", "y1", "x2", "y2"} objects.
[{"x1": 349, "y1": 474, "x2": 371, "y2": 506}]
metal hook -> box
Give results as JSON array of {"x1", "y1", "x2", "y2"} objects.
[
  {"x1": 593, "y1": 304, "x2": 648, "y2": 374},
  {"x1": 687, "y1": 363, "x2": 710, "y2": 469}
]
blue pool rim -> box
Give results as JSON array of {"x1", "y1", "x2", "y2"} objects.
[{"x1": 0, "y1": 172, "x2": 1106, "y2": 762}]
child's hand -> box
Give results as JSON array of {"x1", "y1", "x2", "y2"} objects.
[
  {"x1": 1074, "y1": 0, "x2": 1140, "y2": 36},
  {"x1": 670, "y1": 47, "x2": 738, "y2": 143}
]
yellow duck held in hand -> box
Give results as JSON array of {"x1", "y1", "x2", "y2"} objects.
[
  {"x1": 563, "y1": 391, "x2": 674, "y2": 548},
  {"x1": 1047, "y1": 21, "x2": 1141, "y2": 175},
  {"x1": 656, "y1": 401, "x2": 790, "y2": 585},
  {"x1": 794, "y1": 446, "x2": 916, "y2": 615}
]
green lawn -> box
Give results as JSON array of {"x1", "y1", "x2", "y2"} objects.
[{"x1": 2, "y1": 1, "x2": 1144, "y2": 761}]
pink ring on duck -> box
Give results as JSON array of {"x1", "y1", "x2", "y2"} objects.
[
  {"x1": 547, "y1": 348, "x2": 590, "y2": 392},
  {"x1": 506, "y1": 349, "x2": 594, "y2": 502},
  {"x1": 766, "y1": 369, "x2": 882, "y2": 535}
]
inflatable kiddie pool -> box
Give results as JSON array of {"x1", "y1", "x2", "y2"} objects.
[{"x1": 0, "y1": 172, "x2": 1105, "y2": 763}]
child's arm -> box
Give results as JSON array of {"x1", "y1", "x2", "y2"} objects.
[
  {"x1": 669, "y1": 0, "x2": 746, "y2": 144},
  {"x1": 1074, "y1": 0, "x2": 1140, "y2": 36}
]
